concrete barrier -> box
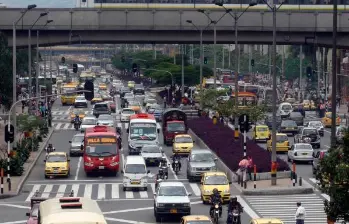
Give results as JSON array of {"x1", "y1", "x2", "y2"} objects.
[{"x1": 188, "y1": 129, "x2": 292, "y2": 182}]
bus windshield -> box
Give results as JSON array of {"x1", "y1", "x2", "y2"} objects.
[
  {"x1": 85, "y1": 136, "x2": 117, "y2": 156},
  {"x1": 130, "y1": 123, "x2": 157, "y2": 140}
]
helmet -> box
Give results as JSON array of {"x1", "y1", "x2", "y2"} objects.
[
  {"x1": 213, "y1": 188, "x2": 218, "y2": 194},
  {"x1": 76, "y1": 114, "x2": 79, "y2": 117},
  {"x1": 296, "y1": 202, "x2": 301, "y2": 206},
  {"x1": 48, "y1": 143, "x2": 52, "y2": 147},
  {"x1": 161, "y1": 156, "x2": 166, "y2": 161},
  {"x1": 230, "y1": 196, "x2": 237, "y2": 203},
  {"x1": 159, "y1": 168, "x2": 164, "y2": 175}
]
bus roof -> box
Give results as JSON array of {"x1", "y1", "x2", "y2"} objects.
[
  {"x1": 85, "y1": 126, "x2": 116, "y2": 136},
  {"x1": 130, "y1": 113, "x2": 155, "y2": 121},
  {"x1": 39, "y1": 197, "x2": 106, "y2": 224}
]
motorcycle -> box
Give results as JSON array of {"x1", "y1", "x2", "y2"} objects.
[
  {"x1": 211, "y1": 203, "x2": 220, "y2": 224},
  {"x1": 155, "y1": 169, "x2": 167, "y2": 189},
  {"x1": 173, "y1": 159, "x2": 180, "y2": 175},
  {"x1": 227, "y1": 208, "x2": 242, "y2": 224},
  {"x1": 45, "y1": 147, "x2": 55, "y2": 159},
  {"x1": 159, "y1": 163, "x2": 169, "y2": 177},
  {"x1": 301, "y1": 136, "x2": 311, "y2": 144},
  {"x1": 74, "y1": 120, "x2": 81, "y2": 131}
]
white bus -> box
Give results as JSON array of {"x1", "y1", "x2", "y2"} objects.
[{"x1": 39, "y1": 197, "x2": 106, "y2": 224}]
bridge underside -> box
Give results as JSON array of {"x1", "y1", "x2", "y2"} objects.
[{"x1": 4, "y1": 30, "x2": 349, "y2": 48}]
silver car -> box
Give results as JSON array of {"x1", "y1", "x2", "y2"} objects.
[
  {"x1": 97, "y1": 114, "x2": 114, "y2": 127},
  {"x1": 307, "y1": 121, "x2": 324, "y2": 137},
  {"x1": 81, "y1": 116, "x2": 97, "y2": 131},
  {"x1": 287, "y1": 143, "x2": 314, "y2": 163},
  {"x1": 141, "y1": 145, "x2": 164, "y2": 165},
  {"x1": 120, "y1": 108, "x2": 136, "y2": 122},
  {"x1": 69, "y1": 133, "x2": 84, "y2": 156},
  {"x1": 186, "y1": 149, "x2": 217, "y2": 181}
]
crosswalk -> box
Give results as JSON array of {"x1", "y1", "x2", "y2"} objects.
[
  {"x1": 24, "y1": 182, "x2": 202, "y2": 202},
  {"x1": 52, "y1": 122, "x2": 162, "y2": 130},
  {"x1": 244, "y1": 194, "x2": 328, "y2": 224},
  {"x1": 51, "y1": 111, "x2": 119, "y2": 121}
]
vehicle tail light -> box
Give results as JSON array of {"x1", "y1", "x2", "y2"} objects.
[{"x1": 86, "y1": 157, "x2": 92, "y2": 161}]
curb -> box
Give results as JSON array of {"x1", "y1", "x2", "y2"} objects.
[
  {"x1": 188, "y1": 129, "x2": 292, "y2": 182},
  {"x1": 0, "y1": 129, "x2": 54, "y2": 199},
  {"x1": 241, "y1": 186, "x2": 314, "y2": 195}
]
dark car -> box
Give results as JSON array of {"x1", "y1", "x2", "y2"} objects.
[
  {"x1": 133, "y1": 84, "x2": 145, "y2": 95},
  {"x1": 279, "y1": 120, "x2": 298, "y2": 136},
  {"x1": 120, "y1": 87, "x2": 131, "y2": 98},
  {"x1": 93, "y1": 102, "x2": 111, "y2": 118},
  {"x1": 294, "y1": 127, "x2": 321, "y2": 148},
  {"x1": 289, "y1": 112, "x2": 304, "y2": 126},
  {"x1": 265, "y1": 114, "x2": 282, "y2": 129}
]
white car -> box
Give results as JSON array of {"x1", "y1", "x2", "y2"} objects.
[
  {"x1": 97, "y1": 114, "x2": 114, "y2": 127},
  {"x1": 287, "y1": 143, "x2": 314, "y2": 163},
  {"x1": 144, "y1": 98, "x2": 157, "y2": 107},
  {"x1": 141, "y1": 145, "x2": 164, "y2": 165},
  {"x1": 154, "y1": 182, "x2": 191, "y2": 221},
  {"x1": 120, "y1": 108, "x2": 136, "y2": 122},
  {"x1": 81, "y1": 116, "x2": 97, "y2": 130},
  {"x1": 74, "y1": 95, "x2": 88, "y2": 108}
]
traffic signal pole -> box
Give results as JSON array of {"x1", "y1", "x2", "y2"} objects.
[{"x1": 243, "y1": 114, "x2": 247, "y2": 157}]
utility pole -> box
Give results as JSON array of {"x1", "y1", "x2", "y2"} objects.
[
  {"x1": 181, "y1": 44, "x2": 184, "y2": 96},
  {"x1": 228, "y1": 45, "x2": 231, "y2": 68},
  {"x1": 271, "y1": 4, "x2": 277, "y2": 186},
  {"x1": 248, "y1": 45, "x2": 252, "y2": 73},
  {"x1": 36, "y1": 30, "x2": 40, "y2": 112},
  {"x1": 222, "y1": 46, "x2": 225, "y2": 69},
  {"x1": 317, "y1": 49, "x2": 321, "y2": 98},
  {"x1": 282, "y1": 45, "x2": 285, "y2": 78},
  {"x1": 50, "y1": 47, "x2": 52, "y2": 85},
  {"x1": 299, "y1": 45, "x2": 303, "y2": 100},
  {"x1": 213, "y1": 23, "x2": 217, "y2": 89}
]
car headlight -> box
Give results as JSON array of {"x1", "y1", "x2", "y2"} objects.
[
  {"x1": 223, "y1": 189, "x2": 230, "y2": 193},
  {"x1": 157, "y1": 203, "x2": 164, "y2": 207},
  {"x1": 191, "y1": 167, "x2": 196, "y2": 171}
]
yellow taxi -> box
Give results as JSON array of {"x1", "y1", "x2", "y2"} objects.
[
  {"x1": 128, "y1": 101, "x2": 142, "y2": 113},
  {"x1": 128, "y1": 81, "x2": 135, "y2": 89},
  {"x1": 98, "y1": 83, "x2": 107, "y2": 90},
  {"x1": 252, "y1": 125, "x2": 270, "y2": 142},
  {"x1": 180, "y1": 215, "x2": 212, "y2": 224},
  {"x1": 302, "y1": 100, "x2": 310, "y2": 110},
  {"x1": 310, "y1": 100, "x2": 316, "y2": 110},
  {"x1": 91, "y1": 93, "x2": 103, "y2": 104},
  {"x1": 250, "y1": 218, "x2": 284, "y2": 224},
  {"x1": 44, "y1": 152, "x2": 70, "y2": 178},
  {"x1": 322, "y1": 112, "x2": 341, "y2": 127},
  {"x1": 200, "y1": 172, "x2": 231, "y2": 204},
  {"x1": 267, "y1": 133, "x2": 289, "y2": 152},
  {"x1": 70, "y1": 109, "x2": 86, "y2": 123},
  {"x1": 173, "y1": 134, "x2": 194, "y2": 155}
]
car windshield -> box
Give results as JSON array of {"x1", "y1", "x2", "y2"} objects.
[
  {"x1": 282, "y1": 120, "x2": 296, "y2": 127},
  {"x1": 98, "y1": 115, "x2": 112, "y2": 120},
  {"x1": 175, "y1": 137, "x2": 193, "y2": 143},
  {"x1": 257, "y1": 127, "x2": 268, "y2": 131},
  {"x1": 147, "y1": 99, "x2": 157, "y2": 104},
  {"x1": 142, "y1": 146, "x2": 160, "y2": 153},
  {"x1": 303, "y1": 129, "x2": 317, "y2": 135},
  {"x1": 158, "y1": 186, "x2": 187, "y2": 196},
  {"x1": 309, "y1": 122, "x2": 322, "y2": 128},
  {"x1": 186, "y1": 222, "x2": 212, "y2": 224},
  {"x1": 290, "y1": 112, "x2": 302, "y2": 117},
  {"x1": 154, "y1": 109, "x2": 163, "y2": 113},
  {"x1": 295, "y1": 144, "x2": 313, "y2": 150},
  {"x1": 122, "y1": 87, "x2": 130, "y2": 91},
  {"x1": 204, "y1": 175, "x2": 228, "y2": 185},
  {"x1": 72, "y1": 135, "x2": 84, "y2": 143},
  {"x1": 191, "y1": 153, "x2": 213, "y2": 162},
  {"x1": 167, "y1": 122, "x2": 186, "y2": 132},
  {"x1": 73, "y1": 110, "x2": 84, "y2": 115},
  {"x1": 47, "y1": 155, "x2": 67, "y2": 162},
  {"x1": 94, "y1": 104, "x2": 108, "y2": 110},
  {"x1": 122, "y1": 109, "x2": 135, "y2": 114},
  {"x1": 276, "y1": 135, "x2": 288, "y2": 142},
  {"x1": 125, "y1": 164, "x2": 146, "y2": 174},
  {"x1": 129, "y1": 102, "x2": 140, "y2": 106},
  {"x1": 82, "y1": 119, "x2": 96, "y2": 125},
  {"x1": 76, "y1": 96, "x2": 85, "y2": 100},
  {"x1": 281, "y1": 104, "x2": 292, "y2": 110}
]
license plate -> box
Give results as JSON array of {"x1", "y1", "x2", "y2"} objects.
[
  {"x1": 302, "y1": 153, "x2": 308, "y2": 155},
  {"x1": 170, "y1": 209, "x2": 177, "y2": 214},
  {"x1": 53, "y1": 170, "x2": 59, "y2": 173},
  {"x1": 131, "y1": 181, "x2": 140, "y2": 185},
  {"x1": 215, "y1": 210, "x2": 219, "y2": 213},
  {"x1": 99, "y1": 166, "x2": 105, "y2": 169},
  {"x1": 149, "y1": 159, "x2": 154, "y2": 162}
]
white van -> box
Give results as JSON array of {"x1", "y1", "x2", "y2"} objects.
[
  {"x1": 278, "y1": 102, "x2": 293, "y2": 118},
  {"x1": 122, "y1": 155, "x2": 150, "y2": 191}
]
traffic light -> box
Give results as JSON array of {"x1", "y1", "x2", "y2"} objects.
[
  {"x1": 84, "y1": 81, "x2": 94, "y2": 101},
  {"x1": 73, "y1": 64, "x2": 78, "y2": 73},
  {"x1": 204, "y1": 57, "x2": 208, "y2": 64},
  {"x1": 121, "y1": 55, "x2": 125, "y2": 63},
  {"x1": 132, "y1": 63, "x2": 138, "y2": 73},
  {"x1": 251, "y1": 59, "x2": 255, "y2": 67},
  {"x1": 238, "y1": 114, "x2": 251, "y2": 133},
  {"x1": 4, "y1": 124, "x2": 14, "y2": 143},
  {"x1": 61, "y1": 57, "x2": 65, "y2": 64}
]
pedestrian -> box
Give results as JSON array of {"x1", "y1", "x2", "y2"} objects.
[
  {"x1": 247, "y1": 156, "x2": 253, "y2": 180},
  {"x1": 295, "y1": 202, "x2": 306, "y2": 224}
]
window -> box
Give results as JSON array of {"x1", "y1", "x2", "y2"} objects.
[
  {"x1": 47, "y1": 155, "x2": 67, "y2": 162},
  {"x1": 125, "y1": 164, "x2": 146, "y2": 174},
  {"x1": 276, "y1": 135, "x2": 288, "y2": 142},
  {"x1": 158, "y1": 186, "x2": 187, "y2": 196},
  {"x1": 167, "y1": 122, "x2": 186, "y2": 132},
  {"x1": 303, "y1": 129, "x2": 317, "y2": 136},
  {"x1": 82, "y1": 119, "x2": 96, "y2": 125},
  {"x1": 191, "y1": 153, "x2": 214, "y2": 162},
  {"x1": 142, "y1": 145, "x2": 161, "y2": 153},
  {"x1": 72, "y1": 135, "x2": 84, "y2": 143},
  {"x1": 175, "y1": 137, "x2": 193, "y2": 143},
  {"x1": 257, "y1": 127, "x2": 268, "y2": 132},
  {"x1": 204, "y1": 175, "x2": 228, "y2": 185}
]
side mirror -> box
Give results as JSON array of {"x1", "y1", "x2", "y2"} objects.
[
  {"x1": 157, "y1": 129, "x2": 160, "y2": 133},
  {"x1": 80, "y1": 145, "x2": 83, "y2": 150},
  {"x1": 188, "y1": 192, "x2": 192, "y2": 196},
  {"x1": 121, "y1": 170, "x2": 124, "y2": 174},
  {"x1": 69, "y1": 141, "x2": 72, "y2": 143},
  {"x1": 153, "y1": 193, "x2": 157, "y2": 196},
  {"x1": 200, "y1": 181, "x2": 203, "y2": 185},
  {"x1": 43, "y1": 160, "x2": 46, "y2": 162},
  {"x1": 147, "y1": 170, "x2": 150, "y2": 174},
  {"x1": 26, "y1": 212, "x2": 30, "y2": 217},
  {"x1": 214, "y1": 158, "x2": 218, "y2": 161},
  {"x1": 192, "y1": 140, "x2": 195, "y2": 143},
  {"x1": 229, "y1": 181, "x2": 232, "y2": 184}
]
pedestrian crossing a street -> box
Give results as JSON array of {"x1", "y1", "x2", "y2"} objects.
[
  {"x1": 24, "y1": 182, "x2": 202, "y2": 202},
  {"x1": 244, "y1": 194, "x2": 328, "y2": 224},
  {"x1": 52, "y1": 121, "x2": 162, "y2": 130}
]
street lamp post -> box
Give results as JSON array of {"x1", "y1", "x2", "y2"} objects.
[
  {"x1": 186, "y1": 20, "x2": 214, "y2": 110},
  {"x1": 216, "y1": 2, "x2": 256, "y2": 140},
  {"x1": 11, "y1": 4, "x2": 36, "y2": 156},
  {"x1": 28, "y1": 12, "x2": 48, "y2": 100}
]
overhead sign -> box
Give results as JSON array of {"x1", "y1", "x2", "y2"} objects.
[
  {"x1": 131, "y1": 123, "x2": 156, "y2": 127},
  {"x1": 87, "y1": 137, "x2": 116, "y2": 144}
]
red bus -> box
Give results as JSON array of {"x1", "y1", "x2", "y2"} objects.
[{"x1": 83, "y1": 126, "x2": 120, "y2": 176}]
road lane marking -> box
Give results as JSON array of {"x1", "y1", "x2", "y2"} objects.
[
  {"x1": 68, "y1": 106, "x2": 72, "y2": 111},
  {"x1": 0, "y1": 204, "x2": 30, "y2": 209},
  {"x1": 63, "y1": 123, "x2": 70, "y2": 129},
  {"x1": 56, "y1": 185, "x2": 66, "y2": 198},
  {"x1": 324, "y1": 145, "x2": 330, "y2": 148},
  {"x1": 139, "y1": 190, "x2": 148, "y2": 198},
  {"x1": 117, "y1": 123, "x2": 122, "y2": 128},
  {"x1": 0, "y1": 220, "x2": 27, "y2": 224},
  {"x1": 97, "y1": 184, "x2": 106, "y2": 199},
  {"x1": 54, "y1": 123, "x2": 63, "y2": 130},
  {"x1": 189, "y1": 183, "x2": 201, "y2": 196},
  {"x1": 41, "y1": 184, "x2": 53, "y2": 198},
  {"x1": 156, "y1": 123, "x2": 161, "y2": 129},
  {"x1": 237, "y1": 196, "x2": 260, "y2": 219},
  {"x1": 105, "y1": 217, "x2": 156, "y2": 224},
  {"x1": 75, "y1": 156, "x2": 82, "y2": 180},
  {"x1": 26, "y1": 178, "x2": 189, "y2": 183},
  {"x1": 150, "y1": 183, "x2": 156, "y2": 193},
  {"x1": 111, "y1": 183, "x2": 119, "y2": 198},
  {"x1": 71, "y1": 184, "x2": 79, "y2": 197},
  {"x1": 25, "y1": 184, "x2": 41, "y2": 202},
  {"x1": 125, "y1": 191, "x2": 134, "y2": 198},
  {"x1": 84, "y1": 184, "x2": 93, "y2": 198}
]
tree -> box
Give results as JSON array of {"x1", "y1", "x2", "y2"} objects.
[{"x1": 316, "y1": 129, "x2": 349, "y2": 222}]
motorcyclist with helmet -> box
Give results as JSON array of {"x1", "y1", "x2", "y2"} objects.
[
  {"x1": 116, "y1": 127, "x2": 122, "y2": 149},
  {"x1": 155, "y1": 167, "x2": 167, "y2": 189},
  {"x1": 227, "y1": 196, "x2": 243, "y2": 224},
  {"x1": 209, "y1": 188, "x2": 223, "y2": 218},
  {"x1": 73, "y1": 114, "x2": 82, "y2": 128},
  {"x1": 158, "y1": 156, "x2": 169, "y2": 177},
  {"x1": 171, "y1": 152, "x2": 181, "y2": 171},
  {"x1": 45, "y1": 143, "x2": 55, "y2": 159}
]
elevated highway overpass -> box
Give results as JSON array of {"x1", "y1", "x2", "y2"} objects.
[{"x1": 1, "y1": 6, "x2": 349, "y2": 47}]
